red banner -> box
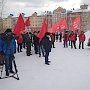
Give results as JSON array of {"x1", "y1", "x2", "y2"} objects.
[
  {"x1": 59, "y1": 17, "x2": 67, "y2": 31},
  {"x1": 13, "y1": 14, "x2": 25, "y2": 35},
  {"x1": 25, "y1": 17, "x2": 30, "y2": 26},
  {"x1": 71, "y1": 16, "x2": 81, "y2": 31},
  {"x1": 51, "y1": 17, "x2": 67, "y2": 33},
  {"x1": 37, "y1": 18, "x2": 48, "y2": 41}
]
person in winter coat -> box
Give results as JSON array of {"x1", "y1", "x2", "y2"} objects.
[
  {"x1": 55, "y1": 32, "x2": 58, "y2": 42},
  {"x1": 33, "y1": 31, "x2": 39, "y2": 54},
  {"x1": 59, "y1": 32, "x2": 62, "y2": 42},
  {"x1": 78, "y1": 31, "x2": 86, "y2": 49},
  {"x1": 38, "y1": 39, "x2": 45, "y2": 57},
  {"x1": 63, "y1": 31, "x2": 69, "y2": 48},
  {"x1": 50, "y1": 33, "x2": 55, "y2": 48},
  {"x1": 16, "y1": 34, "x2": 23, "y2": 52},
  {"x1": 69, "y1": 31, "x2": 77, "y2": 49},
  {"x1": 0, "y1": 28, "x2": 16, "y2": 76},
  {"x1": 0, "y1": 33, "x2": 5, "y2": 65},
  {"x1": 25, "y1": 32, "x2": 32, "y2": 56},
  {"x1": 42, "y1": 32, "x2": 52, "y2": 65},
  {"x1": 22, "y1": 32, "x2": 26, "y2": 49}
]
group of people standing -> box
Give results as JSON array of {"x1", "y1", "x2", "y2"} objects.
[
  {"x1": 62, "y1": 30, "x2": 86, "y2": 49},
  {"x1": 0, "y1": 28, "x2": 86, "y2": 76},
  {"x1": 0, "y1": 28, "x2": 54, "y2": 76},
  {"x1": 54, "y1": 30, "x2": 86, "y2": 49}
]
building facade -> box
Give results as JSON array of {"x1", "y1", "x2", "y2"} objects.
[
  {"x1": 2, "y1": 5, "x2": 90, "y2": 33},
  {"x1": 67, "y1": 10, "x2": 90, "y2": 32},
  {"x1": 30, "y1": 12, "x2": 45, "y2": 32},
  {"x1": 52, "y1": 7, "x2": 67, "y2": 25}
]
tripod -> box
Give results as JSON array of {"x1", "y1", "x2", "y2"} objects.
[{"x1": 0, "y1": 55, "x2": 19, "y2": 80}]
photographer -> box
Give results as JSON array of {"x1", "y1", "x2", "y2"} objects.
[{"x1": 0, "y1": 28, "x2": 16, "y2": 76}]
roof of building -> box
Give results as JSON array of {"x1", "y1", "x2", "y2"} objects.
[
  {"x1": 53, "y1": 6, "x2": 66, "y2": 13},
  {"x1": 67, "y1": 9, "x2": 90, "y2": 13}
]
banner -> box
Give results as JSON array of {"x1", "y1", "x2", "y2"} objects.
[
  {"x1": 37, "y1": 18, "x2": 48, "y2": 41},
  {"x1": 13, "y1": 14, "x2": 25, "y2": 35},
  {"x1": 71, "y1": 16, "x2": 81, "y2": 31}
]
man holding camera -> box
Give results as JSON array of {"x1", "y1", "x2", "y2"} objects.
[{"x1": 0, "y1": 28, "x2": 16, "y2": 76}]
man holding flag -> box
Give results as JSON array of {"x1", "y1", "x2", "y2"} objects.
[{"x1": 37, "y1": 18, "x2": 52, "y2": 65}]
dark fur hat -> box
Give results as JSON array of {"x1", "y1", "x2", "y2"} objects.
[
  {"x1": 45, "y1": 32, "x2": 50, "y2": 36},
  {"x1": 4, "y1": 28, "x2": 12, "y2": 33}
]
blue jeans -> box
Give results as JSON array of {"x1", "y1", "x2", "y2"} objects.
[{"x1": 5, "y1": 54, "x2": 13, "y2": 72}]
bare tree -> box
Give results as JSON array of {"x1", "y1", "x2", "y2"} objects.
[
  {"x1": 0, "y1": 0, "x2": 5, "y2": 32},
  {"x1": 0, "y1": 0, "x2": 5, "y2": 18}
]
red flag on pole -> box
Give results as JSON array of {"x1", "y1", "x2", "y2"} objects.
[
  {"x1": 52, "y1": 22, "x2": 59, "y2": 33},
  {"x1": 25, "y1": 17, "x2": 30, "y2": 26},
  {"x1": 37, "y1": 18, "x2": 48, "y2": 41},
  {"x1": 59, "y1": 17, "x2": 67, "y2": 31},
  {"x1": 48, "y1": 28, "x2": 53, "y2": 33},
  {"x1": 51, "y1": 17, "x2": 67, "y2": 33},
  {"x1": 13, "y1": 14, "x2": 25, "y2": 35},
  {"x1": 71, "y1": 16, "x2": 81, "y2": 31}
]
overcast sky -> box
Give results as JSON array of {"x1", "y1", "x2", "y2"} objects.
[{"x1": 2, "y1": 0, "x2": 90, "y2": 17}]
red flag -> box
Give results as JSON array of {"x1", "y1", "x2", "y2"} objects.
[
  {"x1": 59, "y1": 17, "x2": 67, "y2": 31},
  {"x1": 13, "y1": 14, "x2": 25, "y2": 35},
  {"x1": 52, "y1": 22, "x2": 60, "y2": 33},
  {"x1": 71, "y1": 16, "x2": 81, "y2": 31},
  {"x1": 25, "y1": 17, "x2": 30, "y2": 26},
  {"x1": 52, "y1": 17, "x2": 67, "y2": 33},
  {"x1": 37, "y1": 18, "x2": 48, "y2": 41},
  {"x1": 48, "y1": 28, "x2": 53, "y2": 33}
]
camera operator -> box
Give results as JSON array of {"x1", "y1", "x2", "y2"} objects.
[{"x1": 0, "y1": 28, "x2": 16, "y2": 76}]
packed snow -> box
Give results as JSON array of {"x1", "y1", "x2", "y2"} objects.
[{"x1": 0, "y1": 31, "x2": 90, "y2": 90}]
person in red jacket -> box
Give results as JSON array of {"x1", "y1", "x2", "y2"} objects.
[
  {"x1": 17, "y1": 34, "x2": 23, "y2": 52},
  {"x1": 78, "y1": 31, "x2": 86, "y2": 49},
  {"x1": 69, "y1": 31, "x2": 77, "y2": 49},
  {"x1": 63, "y1": 31, "x2": 69, "y2": 48}
]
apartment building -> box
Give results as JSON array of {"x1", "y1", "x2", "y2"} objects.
[
  {"x1": 52, "y1": 7, "x2": 66, "y2": 25},
  {"x1": 67, "y1": 4, "x2": 90, "y2": 32},
  {"x1": 30, "y1": 12, "x2": 45, "y2": 31},
  {"x1": 2, "y1": 5, "x2": 90, "y2": 32}
]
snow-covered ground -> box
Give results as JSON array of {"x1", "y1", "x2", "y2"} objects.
[{"x1": 0, "y1": 31, "x2": 90, "y2": 90}]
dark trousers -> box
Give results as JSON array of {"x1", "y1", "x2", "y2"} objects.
[
  {"x1": 64, "y1": 41, "x2": 68, "y2": 48},
  {"x1": 56, "y1": 37, "x2": 58, "y2": 42},
  {"x1": 38, "y1": 45, "x2": 45, "y2": 57},
  {"x1": 71, "y1": 41, "x2": 76, "y2": 49},
  {"x1": 52, "y1": 41, "x2": 55, "y2": 48},
  {"x1": 26, "y1": 43, "x2": 31, "y2": 56},
  {"x1": 59, "y1": 37, "x2": 62, "y2": 42},
  {"x1": 23, "y1": 42, "x2": 26, "y2": 49},
  {"x1": 45, "y1": 52, "x2": 49, "y2": 63},
  {"x1": 79, "y1": 42, "x2": 84, "y2": 49},
  {"x1": 69, "y1": 40, "x2": 71, "y2": 46},
  {"x1": 5, "y1": 54, "x2": 13, "y2": 72},
  {"x1": 34, "y1": 44, "x2": 38, "y2": 54},
  {"x1": 17, "y1": 43, "x2": 22, "y2": 52}
]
